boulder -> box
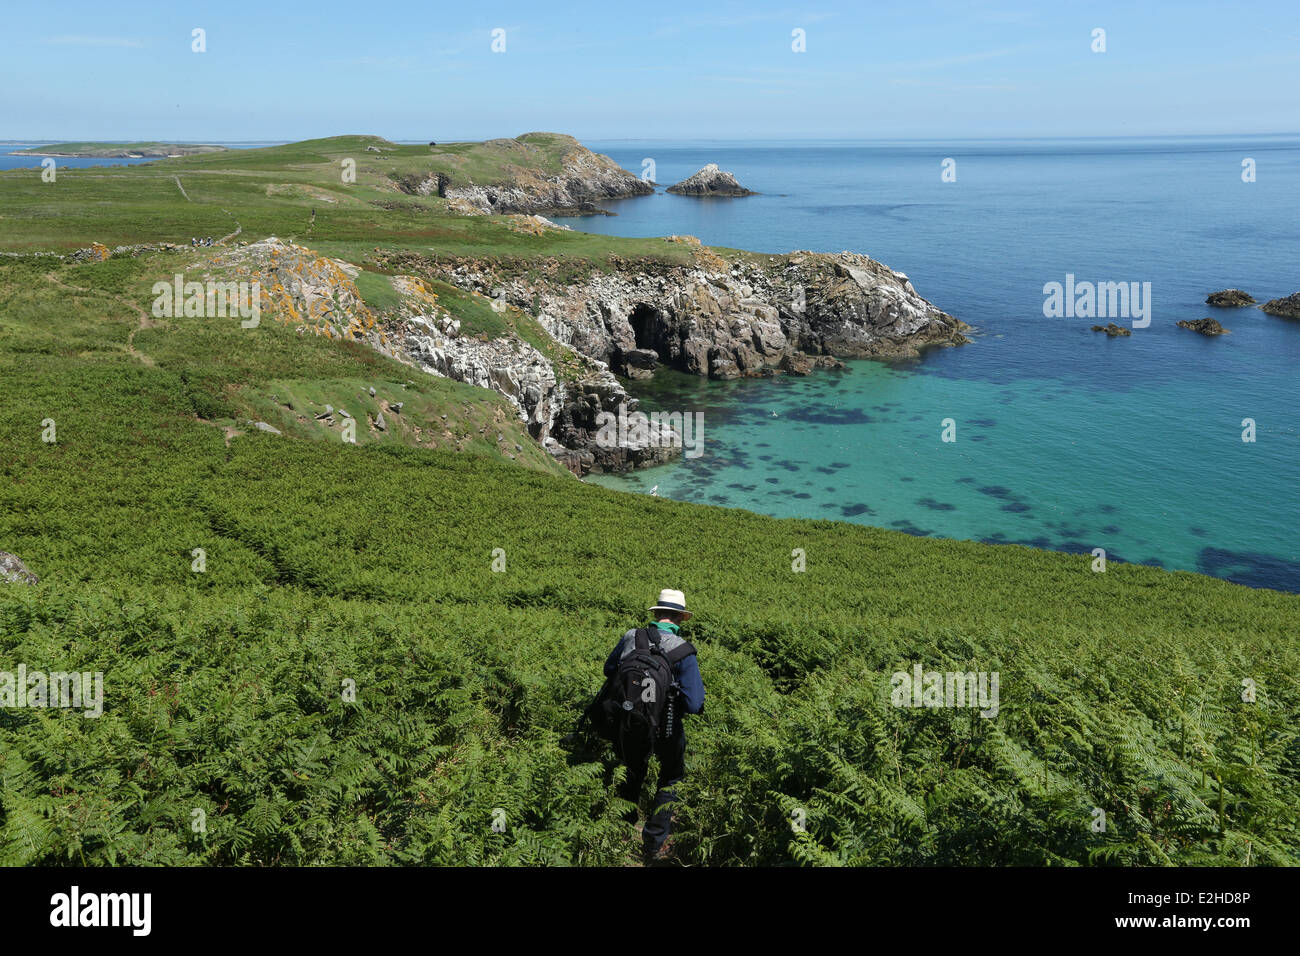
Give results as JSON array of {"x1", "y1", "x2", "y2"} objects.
[
  {"x1": 666, "y1": 164, "x2": 756, "y2": 197},
  {"x1": 1091, "y1": 323, "x2": 1132, "y2": 337},
  {"x1": 621, "y1": 347, "x2": 658, "y2": 379},
  {"x1": 0, "y1": 551, "x2": 38, "y2": 585},
  {"x1": 1206, "y1": 289, "x2": 1255, "y2": 307},
  {"x1": 780, "y1": 352, "x2": 814, "y2": 376},
  {"x1": 1176, "y1": 318, "x2": 1230, "y2": 336}
]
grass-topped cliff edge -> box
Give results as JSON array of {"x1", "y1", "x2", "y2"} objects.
[{"x1": 0, "y1": 136, "x2": 1296, "y2": 866}]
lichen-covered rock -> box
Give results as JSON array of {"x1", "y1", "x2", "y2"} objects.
[
  {"x1": 69, "y1": 242, "x2": 111, "y2": 263},
  {"x1": 0, "y1": 551, "x2": 38, "y2": 585},
  {"x1": 1176, "y1": 318, "x2": 1230, "y2": 335},
  {"x1": 1206, "y1": 289, "x2": 1255, "y2": 307},
  {"x1": 216, "y1": 237, "x2": 380, "y2": 343},
  {"x1": 666, "y1": 164, "x2": 756, "y2": 197}
]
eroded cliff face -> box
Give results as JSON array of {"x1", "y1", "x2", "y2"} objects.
[
  {"x1": 376, "y1": 243, "x2": 970, "y2": 382},
  {"x1": 397, "y1": 135, "x2": 653, "y2": 216},
  {"x1": 215, "y1": 238, "x2": 677, "y2": 475},
  {"x1": 213, "y1": 236, "x2": 966, "y2": 476}
]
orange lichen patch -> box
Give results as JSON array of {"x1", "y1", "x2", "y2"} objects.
[
  {"x1": 504, "y1": 214, "x2": 554, "y2": 236},
  {"x1": 693, "y1": 246, "x2": 728, "y2": 273}
]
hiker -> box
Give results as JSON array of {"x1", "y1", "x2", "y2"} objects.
[{"x1": 589, "y1": 588, "x2": 704, "y2": 861}]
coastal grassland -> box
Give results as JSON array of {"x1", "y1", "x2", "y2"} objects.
[
  {"x1": 0, "y1": 136, "x2": 706, "y2": 269},
  {"x1": 1, "y1": 252, "x2": 1298, "y2": 866},
  {"x1": 163, "y1": 132, "x2": 575, "y2": 186},
  {"x1": 0, "y1": 254, "x2": 566, "y2": 474}
]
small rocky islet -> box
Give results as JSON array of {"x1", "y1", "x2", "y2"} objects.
[
  {"x1": 1205, "y1": 289, "x2": 1255, "y2": 307},
  {"x1": 1205, "y1": 287, "x2": 1300, "y2": 319},
  {"x1": 666, "y1": 164, "x2": 756, "y2": 197},
  {"x1": 1177, "y1": 317, "x2": 1230, "y2": 335},
  {"x1": 1260, "y1": 292, "x2": 1300, "y2": 319}
]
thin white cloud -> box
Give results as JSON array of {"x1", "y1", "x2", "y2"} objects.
[{"x1": 48, "y1": 35, "x2": 144, "y2": 48}]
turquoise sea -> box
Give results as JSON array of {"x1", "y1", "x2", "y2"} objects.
[{"x1": 571, "y1": 137, "x2": 1300, "y2": 591}]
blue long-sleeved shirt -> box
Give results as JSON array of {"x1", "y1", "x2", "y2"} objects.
[{"x1": 603, "y1": 622, "x2": 705, "y2": 715}]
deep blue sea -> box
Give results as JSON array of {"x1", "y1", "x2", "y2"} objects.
[{"x1": 570, "y1": 137, "x2": 1300, "y2": 592}]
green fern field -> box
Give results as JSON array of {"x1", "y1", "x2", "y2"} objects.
[{"x1": 1, "y1": 158, "x2": 1298, "y2": 867}]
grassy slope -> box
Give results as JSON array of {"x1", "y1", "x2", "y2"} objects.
[
  {"x1": 0, "y1": 139, "x2": 1297, "y2": 866},
  {"x1": 0, "y1": 135, "x2": 700, "y2": 265}
]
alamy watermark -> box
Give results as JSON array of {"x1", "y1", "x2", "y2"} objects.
[
  {"x1": 50, "y1": 886, "x2": 150, "y2": 935},
  {"x1": 891, "y1": 663, "x2": 999, "y2": 718},
  {"x1": 1042, "y1": 274, "x2": 1150, "y2": 329},
  {"x1": 152, "y1": 274, "x2": 261, "y2": 327},
  {"x1": 593, "y1": 404, "x2": 704, "y2": 459},
  {"x1": 1, "y1": 665, "x2": 104, "y2": 718}
]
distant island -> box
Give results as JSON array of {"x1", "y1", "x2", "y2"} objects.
[{"x1": 9, "y1": 142, "x2": 229, "y2": 158}]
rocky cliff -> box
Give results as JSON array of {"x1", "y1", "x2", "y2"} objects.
[
  {"x1": 397, "y1": 134, "x2": 653, "y2": 216},
  {"x1": 376, "y1": 243, "x2": 969, "y2": 380},
  {"x1": 217, "y1": 234, "x2": 966, "y2": 476},
  {"x1": 217, "y1": 239, "x2": 677, "y2": 475}
]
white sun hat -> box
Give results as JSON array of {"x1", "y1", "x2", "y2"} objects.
[{"x1": 649, "y1": 588, "x2": 693, "y2": 621}]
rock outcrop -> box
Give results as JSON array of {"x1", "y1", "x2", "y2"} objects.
[
  {"x1": 1261, "y1": 293, "x2": 1300, "y2": 319},
  {"x1": 1206, "y1": 289, "x2": 1255, "y2": 307},
  {"x1": 1091, "y1": 323, "x2": 1132, "y2": 337},
  {"x1": 398, "y1": 134, "x2": 652, "y2": 216},
  {"x1": 0, "y1": 551, "x2": 38, "y2": 585},
  {"x1": 1176, "y1": 318, "x2": 1230, "y2": 336},
  {"x1": 377, "y1": 247, "x2": 968, "y2": 382},
  {"x1": 218, "y1": 239, "x2": 675, "y2": 475},
  {"x1": 666, "y1": 164, "x2": 756, "y2": 197},
  {"x1": 221, "y1": 236, "x2": 965, "y2": 475}
]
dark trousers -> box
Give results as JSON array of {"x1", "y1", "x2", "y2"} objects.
[{"x1": 619, "y1": 730, "x2": 686, "y2": 852}]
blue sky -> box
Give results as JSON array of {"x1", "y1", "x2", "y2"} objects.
[{"x1": 3, "y1": 0, "x2": 1297, "y2": 142}]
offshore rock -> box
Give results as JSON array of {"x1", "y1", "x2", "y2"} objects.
[
  {"x1": 1206, "y1": 289, "x2": 1255, "y2": 307},
  {"x1": 1176, "y1": 318, "x2": 1230, "y2": 335},
  {"x1": 666, "y1": 164, "x2": 756, "y2": 197},
  {"x1": 1261, "y1": 292, "x2": 1300, "y2": 319}
]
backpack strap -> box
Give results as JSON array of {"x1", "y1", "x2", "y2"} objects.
[
  {"x1": 633, "y1": 628, "x2": 652, "y2": 652},
  {"x1": 662, "y1": 640, "x2": 697, "y2": 665}
]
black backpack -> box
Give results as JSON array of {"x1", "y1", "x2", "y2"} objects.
[{"x1": 586, "y1": 628, "x2": 696, "y2": 758}]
